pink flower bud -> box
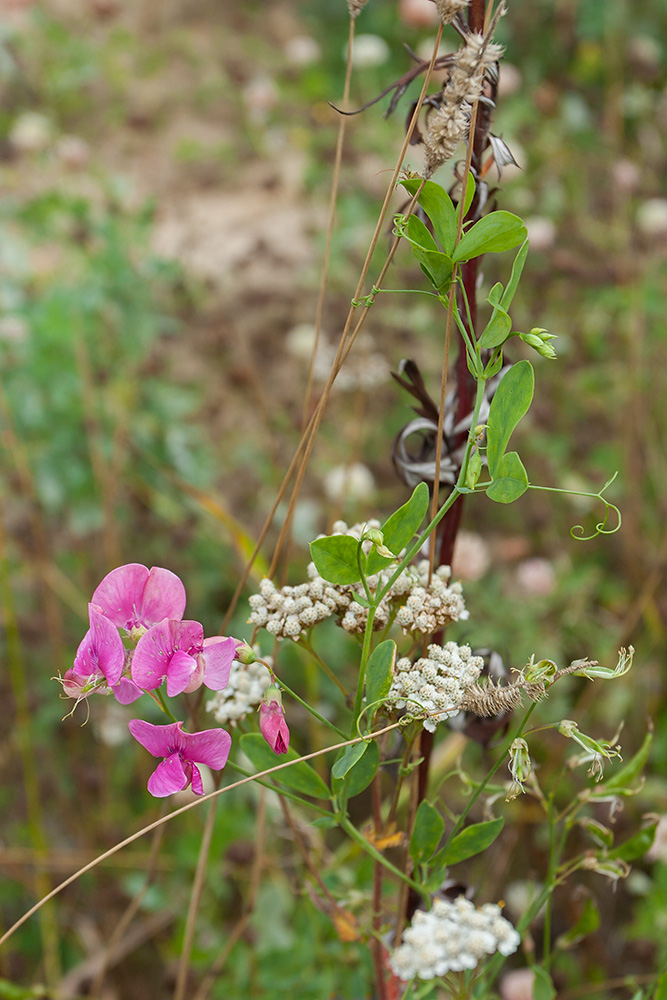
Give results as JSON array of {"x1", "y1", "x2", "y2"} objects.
[{"x1": 259, "y1": 687, "x2": 290, "y2": 754}]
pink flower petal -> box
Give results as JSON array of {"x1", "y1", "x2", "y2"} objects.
[
  {"x1": 128, "y1": 718, "x2": 179, "y2": 758},
  {"x1": 140, "y1": 567, "x2": 187, "y2": 628},
  {"x1": 147, "y1": 754, "x2": 188, "y2": 797},
  {"x1": 88, "y1": 605, "x2": 125, "y2": 686},
  {"x1": 113, "y1": 677, "x2": 144, "y2": 705},
  {"x1": 92, "y1": 564, "x2": 150, "y2": 630},
  {"x1": 92, "y1": 564, "x2": 187, "y2": 631},
  {"x1": 182, "y1": 727, "x2": 232, "y2": 770},
  {"x1": 190, "y1": 764, "x2": 204, "y2": 796},
  {"x1": 166, "y1": 649, "x2": 198, "y2": 698},
  {"x1": 132, "y1": 620, "x2": 204, "y2": 691},
  {"x1": 201, "y1": 636, "x2": 237, "y2": 691}
]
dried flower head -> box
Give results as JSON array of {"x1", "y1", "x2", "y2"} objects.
[
  {"x1": 422, "y1": 14, "x2": 505, "y2": 177},
  {"x1": 432, "y1": 0, "x2": 470, "y2": 26}
]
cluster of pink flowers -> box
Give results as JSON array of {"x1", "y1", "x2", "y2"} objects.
[{"x1": 61, "y1": 564, "x2": 290, "y2": 797}]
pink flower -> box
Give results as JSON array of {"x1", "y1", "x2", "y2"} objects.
[
  {"x1": 63, "y1": 604, "x2": 125, "y2": 699},
  {"x1": 259, "y1": 687, "x2": 290, "y2": 754},
  {"x1": 92, "y1": 564, "x2": 186, "y2": 634},
  {"x1": 131, "y1": 619, "x2": 237, "y2": 697},
  {"x1": 128, "y1": 719, "x2": 231, "y2": 797}
]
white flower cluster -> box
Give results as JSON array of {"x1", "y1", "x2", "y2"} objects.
[
  {"x1": 393, "y1": 560, "x2": 467, "y2": 634},
  {"x1": 247, "y1": 522, "x2": 468, "y2": 641},
  {"x1": 387, "y1": 642, "x2": 483, "y2": 732},
  {"x1": 247, "y1": 574, "x2": 349, "y2": 640},
  {"x1": 206, "y1": 657, "x2": 272, "y2": 726},
  {"x1": 390, "y1": 897, "x2": 520, "y2": 981}
]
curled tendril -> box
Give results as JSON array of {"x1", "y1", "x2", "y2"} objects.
[
  {"x1": 351, "y1": 285, "x2": 380, "y2": 309},
  {"x1": 570, "y1": 472, "x2": 622, "y2": 541}
]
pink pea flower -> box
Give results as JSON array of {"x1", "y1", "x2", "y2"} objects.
[
  {"x1": 128, "y1": 719, "x2": 231, "y2": 797},
  {"x1": 259, "y1": 686, "x2": 290, "y2": 754},
  {"x1": 92, "y1": 563, "x2": 187, "y2": 635},
  {"x1": 62, "y1": 604, "x2": 125, "y2": 700},
  {"x1": 131, "y1": 619, "x2": 237, "y2": 697}
]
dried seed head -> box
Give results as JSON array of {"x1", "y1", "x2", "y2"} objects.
[
  {"x1": 432, "y1": 0, "x2": 470, "y2": 25},
  {"x1": 347, "y1": 0, "x2": 370, "y2": 18}
]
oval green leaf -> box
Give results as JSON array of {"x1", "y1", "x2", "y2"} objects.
[
  {"x1": 410, "y1": 800, "x2": 445, "y2": 868},
  {"x1": 453, "y1": 211, "x2": 527, "y2": 263},
  {"x1": 332, "y1": 741, "x2": 368, "y2": 780},
  {"x1": 486, "y1": 451, "x2": 529, "y2": 504},
  {"x1": 400, "y1": 177, "x2": 457, "y2": 255},
  {"x1": 486, "y1": 360, "x2": 534, "y2": 477},
  {"x1": 366, "y1": 482, "x2": 429, "y2": 575},
  {"x1": 366, "y1": 640, "x2": 396, "y2": 706},
  {"x1": 309, "y1": 534, "x2": 362, "y2": 585},
  {"x1": 434, "y1": 817, "x2": 504, "y2": 867},
  {"x1": 240, "y1": 733, "x2": 331, "y2": 799},
  {"x1": 332, "y1": 738, "x2": 380, "y2": 799}
]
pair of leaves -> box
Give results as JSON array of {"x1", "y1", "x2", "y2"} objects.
[
  {"x1": 309, "y1": 481, "x2": 429, "y2": 586},
  {"x1": 478, "y1": 240, "x2": 530, "y2": 351},
  {"x1": 400, "y1": 176, "x2": 526, "y2": 268},
  {"x1": 409, "y1": 812, "x2": 504, "y2": 890},
  {"x1": 485, "y1": 360, "x2": 534, "y2": 503}
]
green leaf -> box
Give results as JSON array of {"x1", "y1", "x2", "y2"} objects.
[
  {"x1": 366, "y1": 640, "x2": 396, "y2": 706},
  {"x1": 432, "y1": 817, "x2": 504, "y2": 869},
  {"x1": 603, "y1": 730, "x2": 652, "y2": 793},
  {"x1": 309, "y1": 535, "x2": 362, "y2": 585},
  {"x1": 462, "y1": 171, "x2": 476, "y2": 219},
  {"x1": 453, "y1": 211, "x2": 527, "y2": 263},
  {"x1": 486, "y1": 360, "x2": 534, "y2": 477},
  {"x1": 406, "y1": 213, "x2": 439, "y2": 252},
  {"x1": 654, "y1": 971, "x2": 667, "y2": 1000},
  {"x1": 410, "y1": 800, "x2": 445, "y2": 868},
  {"x1": 609, "y1": 822, "x2": 658, "y2": 862},
  {"x1": 479, "y1": 305, "x2": 512, "y2": 350},
  {"x1": 400, "y1": 178, "x2": 457, "y2": 255},
  {"x1": 332, "y1": 739, "x2": 379, "y2": 798},
  {"x1": 483, "y1": 351, "x2": 504, "y2": 379},
  {"x1": 311, "y1": 815, "x2": 339, "y2": 830},
  {"x1": 532, "y1": 967, "x2": 557, "y2": 1000},
  {"x1": 332, "y1": 741, "x2": 369, "y2": 780},
  {"x1": 240, "y1": 734, "x2": 331, "y2": 799},
  {"x1": 486, "y1": 451, "x2": 529, "y2": 503},
  {"x1": 500, "y1": 238, "x2": 529, "y2": 311},
  {"x1": 366, "y1": 482, "x2": 429, "y2": 574},
  {"x1": 555, "y1": 897, "x2": 600, "y2": 949}
]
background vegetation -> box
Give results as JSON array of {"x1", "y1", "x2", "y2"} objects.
[{"x1": 1, "y1": 0, "x2": 666, "y2": 996}]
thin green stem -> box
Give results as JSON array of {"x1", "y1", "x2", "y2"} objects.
[
  {"x1": 339, "y1": 817, "x2": 426, "y2": 897},
  {"x1": 155, "y1": 688, "x2": 179, "y2": 723},
  {"x1": 351, "y1": 604, "x2": 377, "y2": 734},
  {"x1": 278, "y1": 678, "x2": 348, "y2": 739},
  {"x1": 298, "y1": 637, "x2": 349, "y2": 697}
]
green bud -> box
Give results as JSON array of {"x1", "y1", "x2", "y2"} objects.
[
  {"x1": 234, "y1": 641, "x2": 258, "y2": 665},
  {"x1": 522, "y1": 655, "x2": 558, "y2": 685},
  {"x1": 507, "y1": 738, "x2": 532, "y2": 799},
  {"x1": 365, "y1": 527, "x2": 385, "y2": 547},
  {"x1": 465, "y1": 450, "x2": 482, "y2": 489},
  {"x1": 520, "y1": 330, "x2": 557, "y2": 359},
  {"x1": 558, "y1": 720, "x2": 622, "y2": 780}
]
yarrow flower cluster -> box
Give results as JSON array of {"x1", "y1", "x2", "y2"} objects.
[
  {"x1": 387, "y1": 642, "x2": 483, "y2": 731},
  {"x1": 247, "y1": 522, "x2": 467, "y2": 641},
  {"x1": 390, "y1": 896, "x2": 520, "y2": 981}
]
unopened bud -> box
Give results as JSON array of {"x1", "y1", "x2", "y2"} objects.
[
  {"x1": 523, "y1": 655, "x2": 557, "y2": 685},
  {"x1": 520, "y1": 327, "x2": 557, "y2": 359},
  {"x1": 234, "y1": 640, "x2": 258, "y2": 665},
  {"x1": 507, "y1": 737, "x2": 532, "y2": 799}
]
